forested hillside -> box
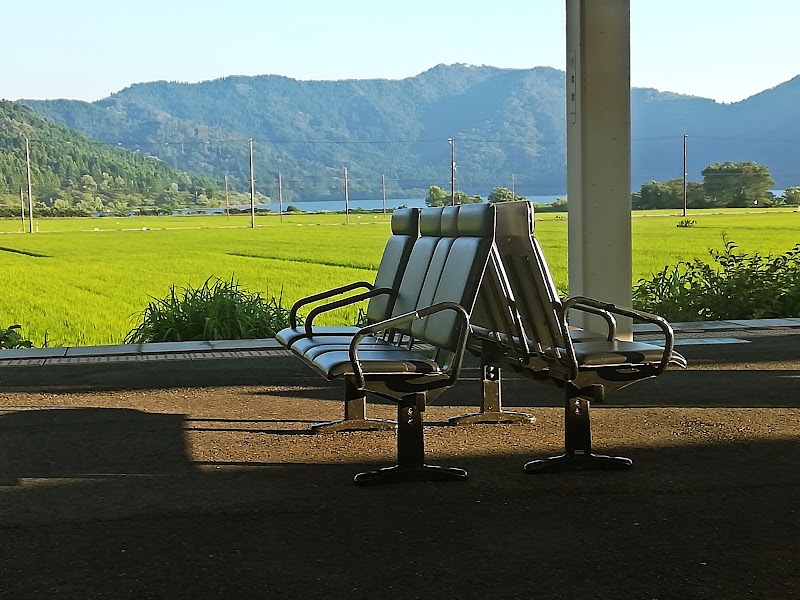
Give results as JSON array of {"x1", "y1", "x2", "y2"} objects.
[
  {"x1": 15, "y1": 64, "x2": 800, "y2": 202},
  {"x1": 22, "y1": 65, "x2": 568, "y2": 201},
  {"x1": 0, "y1": 102, "x2": 225, "y2": 214},
  {"x1": 631, "y1": 77, "x2": 800, "y2": 187}
]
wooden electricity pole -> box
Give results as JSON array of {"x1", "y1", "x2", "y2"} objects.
[
  {"x1": 278, "y1": 172, "x2": 284, "y2": 223},
  {"x1": 20, "y1": 188, "x2": 25, "y2": 231},
  {"x1": 682, "y1": 134, "x2": 688, "y2": 217},
  {"x1": 224, "y1": 175, "x2": 230, "y2": 221},
  {"x1": 249, "y1": 138, "x2": 255, "y2": 228},
  {"x1": 448, "y1": 137, "x2": 456, "y2": 206},
  {"x1": 343, "y1": 166, "x2": 350, "y2": 224},
  {"x1": 381, "y1": 173, "x2": 387, "y2": 215},
  {"x1": 25, "y1": 137, "x2": 34, "y2": 233}
]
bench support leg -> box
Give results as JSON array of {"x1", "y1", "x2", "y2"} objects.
[
  {"x1": 449, "y1": 364, "x2": 535, "y2": 425},
  {"x1": 354, "y1": 394, "x2": 468, "y2": 485},
  {"x1": 311, "y1": 378, "x2": 395, "y2": 433},
  {"x1": 524, "y1": 383, "x2": 632, "y2": 474}
]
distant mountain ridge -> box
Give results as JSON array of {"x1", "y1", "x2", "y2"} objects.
[{"x1": 19, "y1": 64, "x2": 800, "y2": 200}]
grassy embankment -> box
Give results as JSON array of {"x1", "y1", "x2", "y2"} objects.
[{"x1": 0, "y1": 208, "x2": 797, "y2": 347}]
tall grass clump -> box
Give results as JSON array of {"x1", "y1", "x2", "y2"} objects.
[
  {"x1": 0, "y1": 325, "x2": 33, "y2": 350},
  {"x1": 633, "y1": 237, "x2": 800, "y2": 321},
  {"x1": 125, "y1": 277, "x2": 297, "y2": 343}
]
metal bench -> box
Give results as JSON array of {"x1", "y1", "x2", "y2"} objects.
[
  {"x1": 468, "y1": 200, "x2": 687, "y2": 473},
  {"x1": 278, "y1": 203, "x2": 497, "y2": 484},
  {"x1": 276, "y1": 208, "x2": 420, "y2": 432}
]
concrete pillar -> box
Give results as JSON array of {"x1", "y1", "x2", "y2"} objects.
[{"x1": 566, "y1": 0, "x2": 632, "y2": 338}]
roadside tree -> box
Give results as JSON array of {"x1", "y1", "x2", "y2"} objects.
[
  {"x1": 783, "y1": 187, "x2": 800, "y2": 205},
  {"x1": 454, "y1": 191, "x2": 483, "y2": 205},
  {"x1": 487, "y1": 187, "x2": 525, "y2": 203},
  {"x1": 633, "y1": 180, "x2": 705, "y2": 209},
  {"x1": 701, "y1": 161, "x2": 774, "y2": 208},
  {"x1": 633, "y1": 180, "x2": 682, "y2": 209},
  {"x1": 426, "y1": 185, "x2": 482, "y2": 206},
  {"x1": 425, "y1": 185, "x2": 449, "y2": 207}
]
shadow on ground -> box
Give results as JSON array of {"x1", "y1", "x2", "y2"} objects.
[
  {"x1": 1, "y1": 333, "x2": 799, "y2": 598},
  {"x1": 0, "y1": 399, "x2": 799, "y2": 599}
]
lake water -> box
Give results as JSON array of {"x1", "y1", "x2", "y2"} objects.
[{"x1": 218, "y1": 194, "x2": 563, "y2": 214}]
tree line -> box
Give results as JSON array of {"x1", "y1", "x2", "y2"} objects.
[
  {"x1": 425, "y1": 161, "x2": 798, "y2": 212},
  {"x1": 633, "y1": 161, "x2": 799, "y2": 209},
  {"x1": 424, "y1": 184, "x2": 567, "y2": 212}
]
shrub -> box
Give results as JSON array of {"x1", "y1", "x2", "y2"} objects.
[
  {"x1": 633, "y1": 237, "x2": 800, "y2": 321},
  {"x1": 676, "y1": 219, "x2": 696, "y2": 228},
  {"x1": 125, "y1": 277, "x2": 297, "y2": 343},
  {"x1": 534, "y1": 198, "x2": 568, "y2": 213},
  {"x1": 0, "y1": 325, "x2": 33, "y2": 350}
]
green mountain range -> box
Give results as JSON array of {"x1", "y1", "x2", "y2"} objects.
[
  {"x1": 16, "y1": 65, "x2": 569, "y2": 201},
  {"x1": 10, "y1": 64, "x2": 800, "y2": 203}
]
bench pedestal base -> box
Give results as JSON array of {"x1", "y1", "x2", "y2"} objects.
[
  {"x1": 450, "y1": 410, "x2": 534, "y2": 425},
  {"x1": 354, "y1": 393, "x2": 468, "y2": 485},
  {"x1": 449, "y1": 365, "x2": 535, "y2": 425},
  {"x1": 524, "y1": 453, "x2": 632, "y2": 474},
  {"x1": 312, "y1": 379, "x2": 395, "y2": 433},
  {"x1": 524, "y1": 384, "x2": 632, "y2": 474},
  {"x1": 311, "y1": 418, "x2": 395, "y2": 433},
  {"x1": 354, "y1": 464, "x2": 468, "y2": 485}
]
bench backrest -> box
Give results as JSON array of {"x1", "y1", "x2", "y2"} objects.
[
  {"x1": 364, "y1": 208, "x2": 419, "y2": 323},
  {"x1": 414, "y1": 204, "x2": 496, "y2": 352},
  {"x1": 471, "y1": 201, "x2": 571, "y2": 367},
  {"x1": 392, "y1": 204, "x2": 496, "y2": 352},
  {"x1": 389, "y1": 206, "x2": 446, "y2": 325}
]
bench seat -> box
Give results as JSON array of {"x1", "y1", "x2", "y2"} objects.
[
  {"x1": 289, "y1": 334, "x2": 385, "y2": 356},
  {"x1": 571, "y1": 340, "x2": 677, "y2": 367},
  {"x1": 308, "y1": 349, "x2": 442, "y2": 379},
  {"x1": 296, "y1": 339, "x2": 417, "y2": 362},
  {"x1": 275, "y1": 326, "x2": 361, "y2": 348}
]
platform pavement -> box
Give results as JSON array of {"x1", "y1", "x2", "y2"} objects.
[
  {"x1": 1, "y1": 318, "x2": 799, "y2": 363},
  {"x1": 1, "y1": 319, "x2": 799, "y2": 599},
  {"x1": 1, "y1": 318, "x2": 799, "y2": 392}
]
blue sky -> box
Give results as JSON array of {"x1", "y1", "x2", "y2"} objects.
[{"x1": 3, "y1": 0, "x2": 799, "y2": 103}]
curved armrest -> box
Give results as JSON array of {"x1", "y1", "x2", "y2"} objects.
[
  {"x1": 562, "y1": 296, "x2": 676, "y2": 374},
  {"x1": 289, "y1": 281, "x2": 374, "y2": 328},
  {"x1": 303, "y1": 287, "x2": 395, "y2": 336},
  {"x1": 564, "y1": 304, "x2": 617, "y2": 341},
  {"x1": 348, "y1": 301, "x2": 471, "y2": 390}
]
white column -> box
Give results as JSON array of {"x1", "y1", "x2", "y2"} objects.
[{"x1": 566, "y1": 0, "x2": 632, "y2": 338}]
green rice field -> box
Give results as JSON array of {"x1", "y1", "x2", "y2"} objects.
[{"x1": 1, "y1": 208, "x2": 798, "y2": 347}]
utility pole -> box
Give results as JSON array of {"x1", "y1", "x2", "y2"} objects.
[
  {"x1": 248, "y1": 138, "x2": 255, "y2": 228},
  {"x1": 278, "y1": 172, "x2": 284, "y2": 223},
  {"x1": 224, "y1": 175, "x2": 230, "y2": 221},
  {"x1": 683, "y1": 134, "x2": 688, "y2": 217},
  {"x1": 448, "y1": 137, "x2": 456, "y2": 206},
  {"x1": 511, "y1": 173, "x2": 516, "y2": 198},
  {"x1": 20, "y1": 188, "x2": 25, "y2": 231},
  {"x1": 343, "y1": 166, "x2": 350, "y2": 224},
  {"x1": 25, "y1": 137, "x2": 34, "y2": 233},
  {"x1": 381, "y1": 173, "x2": 387, "y2": 215}
]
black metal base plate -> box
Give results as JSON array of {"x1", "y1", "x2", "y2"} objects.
[
  {"x1": 524, "y1": 453, "x2": 633, "y2": 474},
  {"x1": 449, "y1": 410, "x2": 535, "y2": 426},
  {"x1": 311, "y1": 418, "x2": 395, "y2": 434},
  {"x1": 354, "y1": 464, "x2": 468, "y2": 486}
]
